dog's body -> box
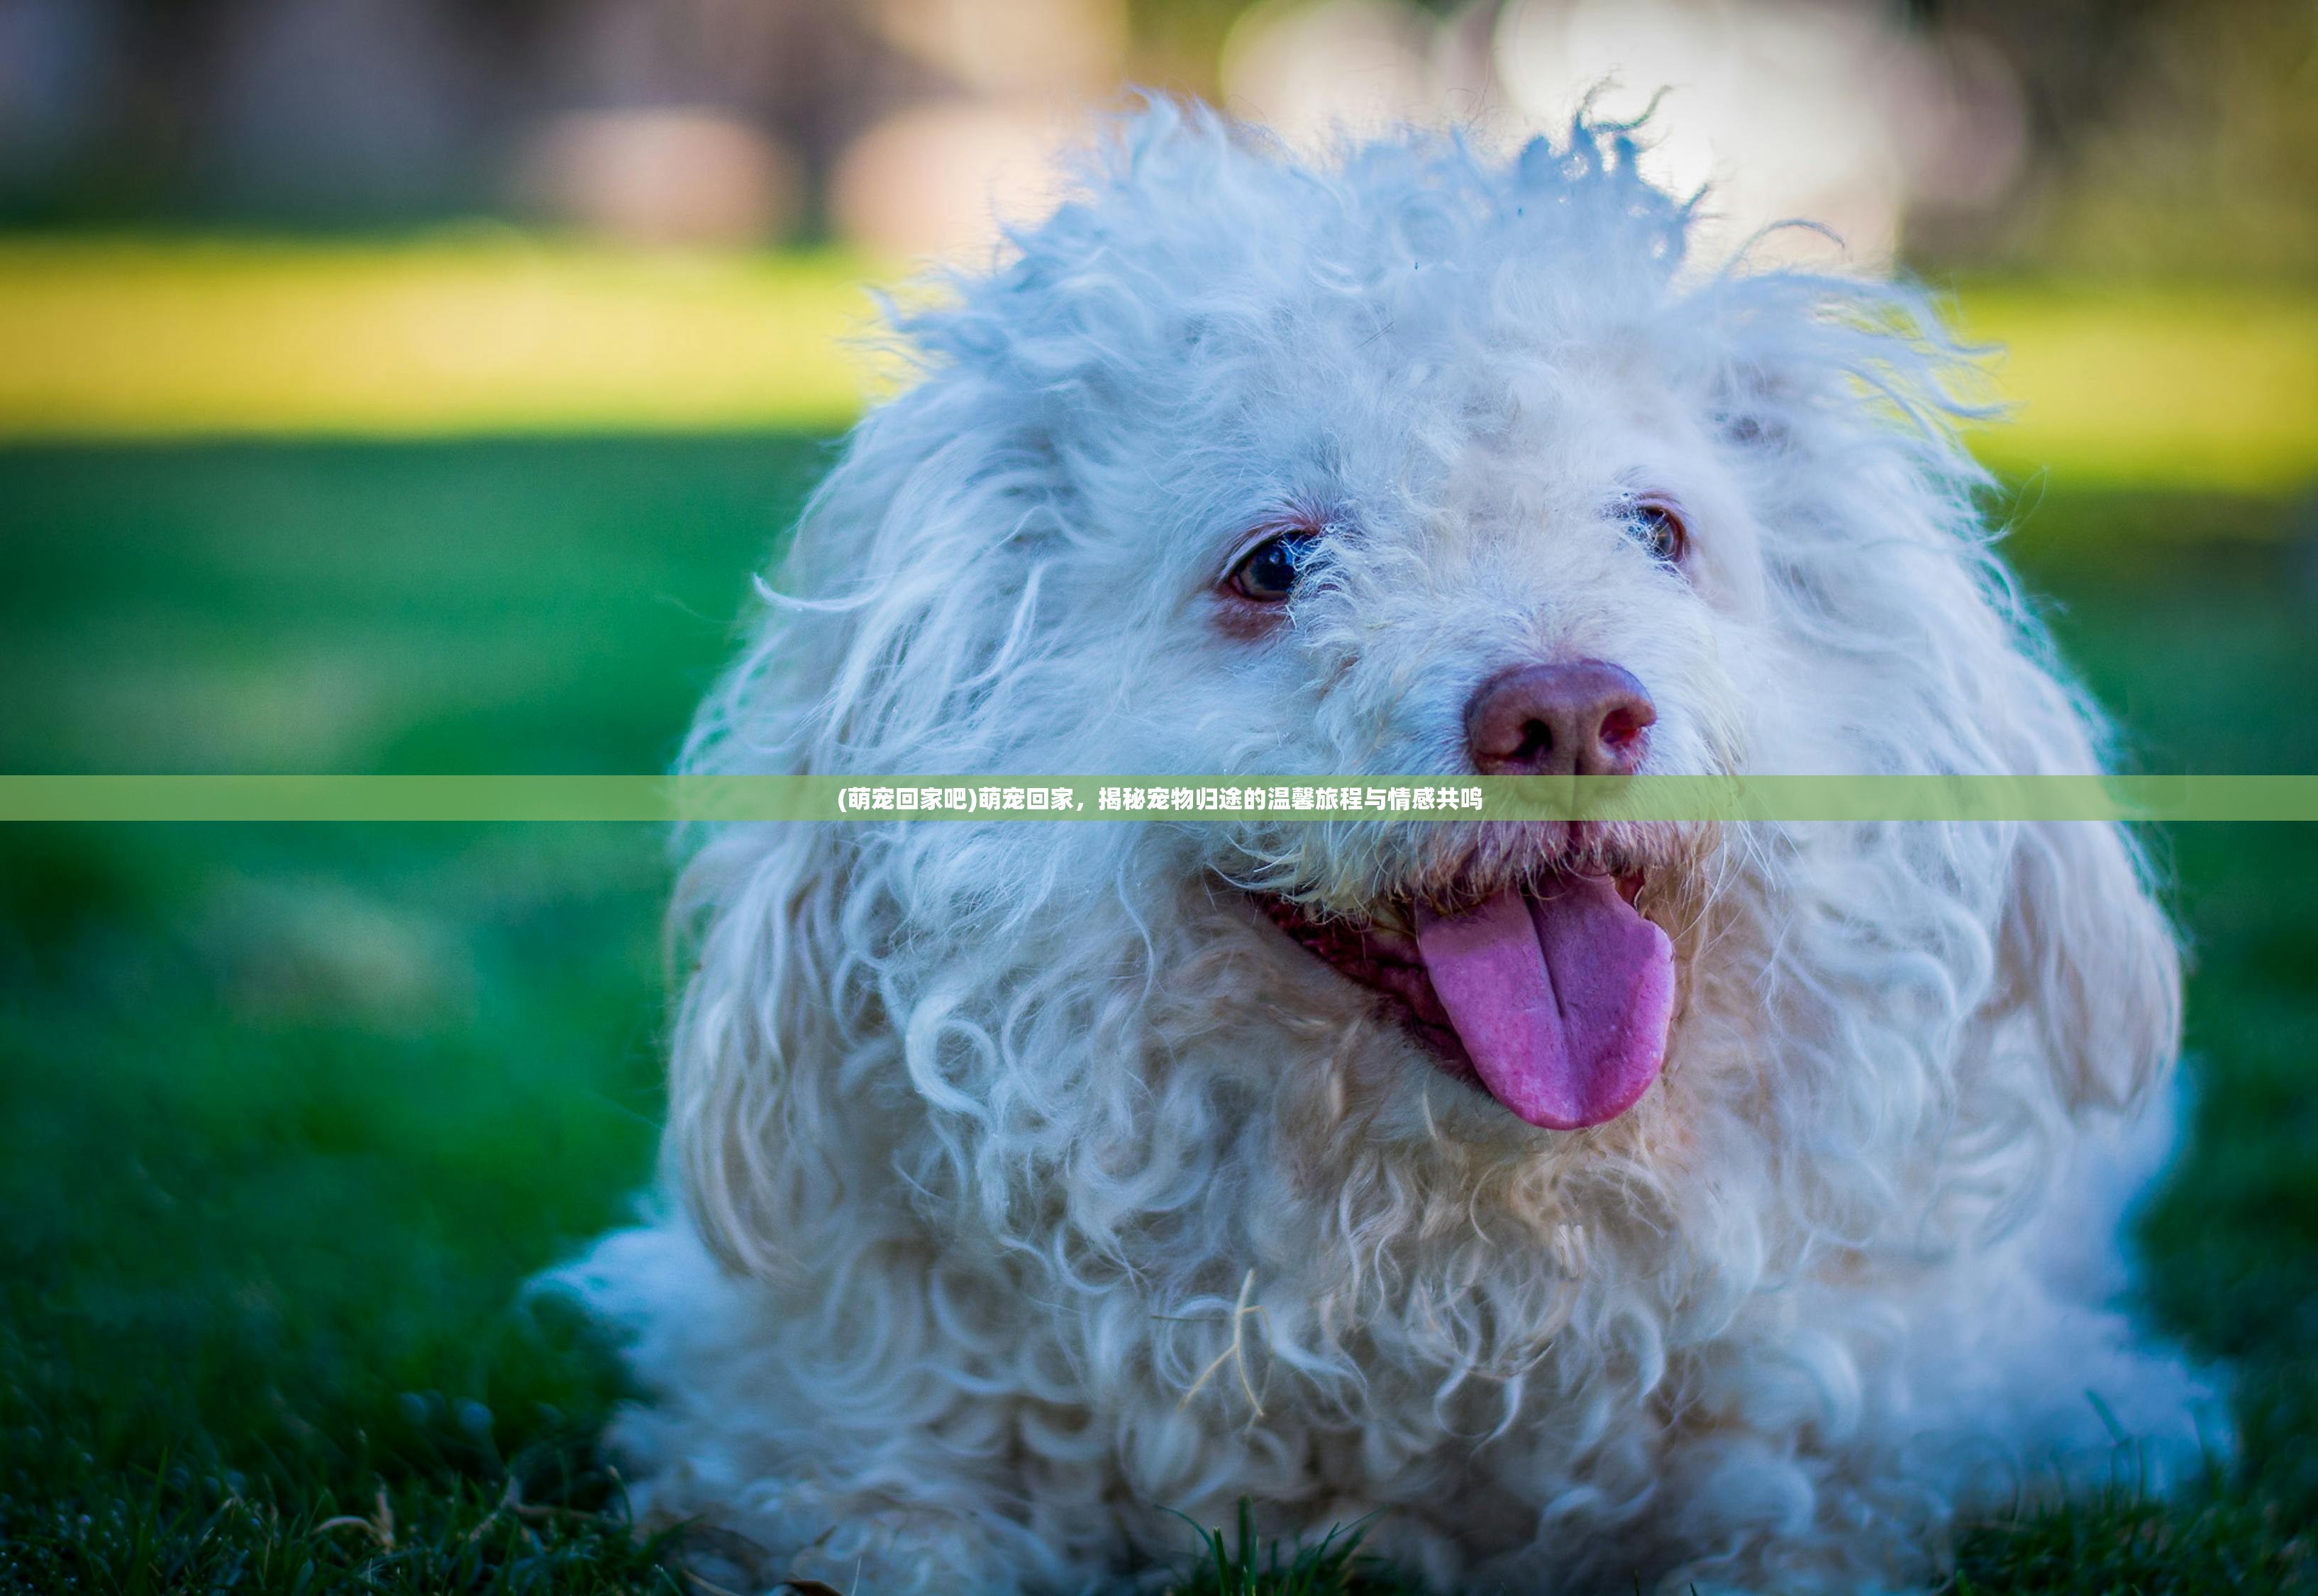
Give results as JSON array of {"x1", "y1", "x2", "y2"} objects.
[{"x1": 567, "y1": 109, "x2": 2217, "y2": 1592}]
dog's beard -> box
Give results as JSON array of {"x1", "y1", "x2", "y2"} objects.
[{"x1": 1243, "y1": 820, "x2": 1699, "y2": 1131}]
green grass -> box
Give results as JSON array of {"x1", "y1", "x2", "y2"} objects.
[
  {"x1": 1165, "y1": 1504, "x2": 1416, "y2": 1595},
  {"x1": 0, "y1": 441, "x2": 2313, "y2": 1592}
]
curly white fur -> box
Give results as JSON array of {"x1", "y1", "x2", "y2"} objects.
[{"x1": 558, "y1": 105, "x2": 2222, "y2": 1593}]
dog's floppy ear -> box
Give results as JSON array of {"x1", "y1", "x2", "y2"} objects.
[
  {"x1": 1942, "y1": 580, "x2": 2185, "y2": 1123},
  {"x1": 1697, "y1": 276, "x2": 2181, "y2": 1119},
  {"x1": 662, "y1": 823, "x2": 858, "y2": 1281},
  {"x1": 1990, "y1": 709, "x2": 2183, "y2": 1116},
  {"x1": 653, "y1": 368, "x2": 1023, "y2": 1280},
  {"x1": 1938, "y1": 532, "x2": 2182, "y2": 1120}
]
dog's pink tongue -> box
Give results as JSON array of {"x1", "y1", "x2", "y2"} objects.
[{"x1": 1414, "y1": 879, "x2": 1674, "y2": 1130}]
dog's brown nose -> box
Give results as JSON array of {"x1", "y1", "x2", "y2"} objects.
[{"x1": 1466, "y1": 660, "x2": 1655, "y2": 777}]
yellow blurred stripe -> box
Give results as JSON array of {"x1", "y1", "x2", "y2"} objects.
[
  {"x1": 1956, "y1": 282, "x2": 2318, "y2": 494},
  {"x1": 0, "y1": 237, "x2": 2312, "y2": 493},
  {"x1": 0, "y1": 234, "x2": 881, "y2": 437}
]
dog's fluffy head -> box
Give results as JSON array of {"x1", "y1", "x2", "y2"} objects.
[{"x1": 665, "y1": 106, "x2": 2178, "y2": 1382}]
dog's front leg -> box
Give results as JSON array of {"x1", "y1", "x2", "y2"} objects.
[{"x1": 568, "y1": 1221, "x2": 1133, "y2": 1594}]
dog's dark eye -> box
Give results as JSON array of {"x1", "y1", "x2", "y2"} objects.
[
  {"x1": 1629, "y1": 498, "x2": 1690, "y2": 567},
  {"x1": 1229, "y1": 531, "x2": 1319, "y2": 602}
]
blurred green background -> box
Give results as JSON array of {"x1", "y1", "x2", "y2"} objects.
[{"x1": 2, "y1": 0, "x2": 2316, "y2": 1591}]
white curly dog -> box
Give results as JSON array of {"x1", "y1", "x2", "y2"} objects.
[{"x1": 565, "y1": 106, "x2": 2219, "y2": 1592}]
